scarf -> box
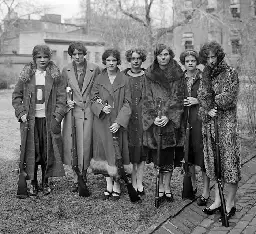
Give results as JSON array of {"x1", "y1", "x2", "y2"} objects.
[{"x1": 72, "y1": 60, "x2": 87, "y2": 91}]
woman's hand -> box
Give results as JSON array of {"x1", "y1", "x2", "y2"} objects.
[
  {"x1": 67, "y1": 100, "x2": 75, "y2": 109},
  {"x1": 184, "y1": 97, "x2": 199, "y2": 106},
  {"x1": 102, "y1": 105, "x2": 112, "y2": 114},
  {"x1": 154, "y1": 116, "x2": 169, "y2": 127},
  {"x1": 20, "y1": 114, "x2": 27, "y2": 122},
  {"x1": 110, "y1": 122, "x2": 120, "y2": 133},
  {"x1": 208, "y1": 108, "x2": 217, "y2": 117}
]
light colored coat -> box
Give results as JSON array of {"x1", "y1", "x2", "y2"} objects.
[{"x1": 62, "y1": 62, "x2": 101, "y2": 171}]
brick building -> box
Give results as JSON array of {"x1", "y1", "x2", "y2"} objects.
[{"x1": 172, "y1": 0, "x2": 256, "y2": 68}]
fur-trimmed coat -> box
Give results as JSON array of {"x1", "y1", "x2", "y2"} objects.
[
  {"x1": 90, "y1": 69, "x2": 132, "y2": 177},
  {"x1": 142, "y1": 60, "x2": 185, "y2": 149},
  {"x1": 12, "y1": 61, "x2": 66, "y2": 180},
  {"x1": 198, "y1": 61, "x2": 241, "y2": 183}
]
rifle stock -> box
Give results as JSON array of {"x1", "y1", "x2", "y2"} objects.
[
  {"x1": 17, "y1": 121, "x2": 29, "y2": 199},
  {"x1": 214, "y1": 118, "x2": 229, "y2": 227},
  {"x1": 70, "y1": 89, "x2": 90, "y2": 197}
]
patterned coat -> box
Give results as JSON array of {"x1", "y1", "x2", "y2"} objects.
[
  {"x1": 198, "y1": 61, "x2": 241, "y2": 183},
  {"x1": 12, "y1": 61, "x2": 66, "y2": 180},
  {"x1": 90, "y1": 69, "x2": 132, "y2": 177},
  {"x1": 62, "y1": 62, "x2": 101, "y2": 171}
]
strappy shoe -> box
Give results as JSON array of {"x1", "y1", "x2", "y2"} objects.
[
  {"x1": 197, "y1": 195, "x2": 209, "y2": 206},
  {"x1": 203, "y1": 206, "x2": 221, "y2": 215},
  {"x1": 219, "y1": 207, "x2": 236, "y2": 222},
  {"x1": 165, "y1": 191, "x2": 174, "y2": 202},
  {"x1": 103, "y1": 190, "x2": 112, "y2": 200},
  {"x1": 111, "y1": 191, "x2": 121, "y2": 201}
]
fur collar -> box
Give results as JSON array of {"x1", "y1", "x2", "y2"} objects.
[{"x1": 19, "y1": 61, "x2": 61, "y2": 83}]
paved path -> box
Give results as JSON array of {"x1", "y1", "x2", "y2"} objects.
[{"x1": 150, "y1": 156, "x2": 256, "y2": 234}]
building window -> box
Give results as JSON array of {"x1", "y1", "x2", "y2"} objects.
[
  {"x1": 230, "y1": 0, "x2": 240, "y2": 18},
  {"x1": 95, "y1": 52, "x2": 100, "y2": 63},
  {"x1": 207, "y1": 0, "x2": 217, "y2": 13},
  {"x1": 231, "y1": 39, "x2": 241, "y2": 54},
  {"x1": 63, "y1": 51, "x2": 68, "y2": 61},
  {"x1": 52, "y1": 50, "x2": 57, "y2": 60},
  {"x1": 253, "y1": 0, "x2": 256, "y2": 16},
  {"x1": 182, "y1": 32, "x2": 194, "y2": 50}
]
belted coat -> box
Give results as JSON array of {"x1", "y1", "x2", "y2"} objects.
[{"x1": 90, "y1": 69, "x2": 132, "y2": 177}]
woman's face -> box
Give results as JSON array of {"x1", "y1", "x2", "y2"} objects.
[
  {"x1": 72, "y1": 49, "x2": 85, "y2": 64},
  {"x1": 184, "y1": 55, "x2": 197, "y2": 71},
  {"x1": 157, "y1": 49, "x2": 171, "y2": 67},
  {"x1": 105, "y1": 55, "x2": 118, "y2": 71},
  {"x1": 207, "y1": 51, "x2": 217, "y2": 68},
  {"x1": 130, "y1": 52, "x2": 142, "y2": 70},
  {"x1": 35, "y1": 52, "x2": 50, "y2": 71}
]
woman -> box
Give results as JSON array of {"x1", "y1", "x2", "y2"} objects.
[
  {"x1": 123, "y1": 48, "x2": 147, "y2": 196},
  {"x1": 90, "y1": 49, "x2": 132, "y2": 200},
  {"x1": 62, "y1": 42, "x2": 101, "y2": 194},
  {"x1": 198, "y1": 41, "x2": 241, "y2": 220},
  {"x1": 12, "y1": 45, "x2": 66, "y2": 197},
  {"x1": 180, "y1": 49, "x2": 210, "y2": 205},
  {"x1": 142, "y1": 44, "x2": 184, "y2": 201}
]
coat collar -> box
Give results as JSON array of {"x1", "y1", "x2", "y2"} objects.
[
  {"x1": 66, "y1": 62, "x2": 96, "y2": 95},
  {"x1": 98, "y1": 69, "x2": 125, "y2": 95}
]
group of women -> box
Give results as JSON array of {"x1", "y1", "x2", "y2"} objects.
[{"x1": 13, "y1": 40, "x2": 241, "y2": 221}]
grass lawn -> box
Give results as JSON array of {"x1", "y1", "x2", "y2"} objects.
[{"x1": 0, "y1": 89, "x2": 255, "y2": 234}]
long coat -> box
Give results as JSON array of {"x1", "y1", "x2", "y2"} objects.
[
  {"x1": 62, "y1": 62, "x2": 101, "y2": 171},
  {"x1": 142, "y1": 61, "x2": 184, "y2": 150},
  {"x1": 90, "y1": 69, "x2": 132, "y2": 177},
  {"x1": 198, "y1": 61, "x2": 241, "y2": 183},
  {"x1": 12, "y1": 61, "x2": 66, "y2": 180},
  {"x1": 183, "y1": 69, "x2": 204, "y2": 168}
]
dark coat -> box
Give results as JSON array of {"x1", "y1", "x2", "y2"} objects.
[
  {"x1": 12, "y1": 61, "x2": 66, "y2": 180},
  {"x1": 142, "y1": 60, "x2": 185, "y2": 149},
  {"x1": 62, "y1": 62, "x2": 101, "y2": 171},
  {"x1": 90, "y1": 69, "x2": 132, "y2": 177},
  {"x1": 183, "y1": 69, "x2": 204, "y2": 167}
]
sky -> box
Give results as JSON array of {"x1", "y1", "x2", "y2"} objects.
[{"x1": 37, "y1": 0, "x2": 81, "y2": 20}]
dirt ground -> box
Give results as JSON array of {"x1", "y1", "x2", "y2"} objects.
[{"x1": 0, "y1": 89, "x2": 255, "y2": 234}]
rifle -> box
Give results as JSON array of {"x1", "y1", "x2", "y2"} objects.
[
  {"x1": 17, "y1": 92, "x2": 32, "y2": 199},
  {"x1": 182, "y1": 107, "x2": 194, "y2": 200},
  {"x1": 70, "y1": 89, "x2": 90, "y2": 197},
  {"x1": 214, "y1": 117, "x2": 229, "y2": 227},
  {"x1": 155, "y1": 98, "x2": 163, "y2": 208},
  {"x1": 104, "y1": 100, "x2": 141, "y2": 203},
  {"x1": 16, "y1": 121, "x2": 29, "y2": 199}
]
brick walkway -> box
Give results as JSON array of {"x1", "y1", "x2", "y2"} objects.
[{"x1": 151, "y1": 156, "x2": 256, "y2": 234}]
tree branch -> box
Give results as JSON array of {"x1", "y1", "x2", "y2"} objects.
[{"x1": 118, "y1": 0, "x2": 148, "y2": 27}]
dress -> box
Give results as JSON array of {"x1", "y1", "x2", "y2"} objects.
[
  {"x1": 90, "y1": 69, "x2": 132, "y2": 177},
  {"x1": 124, "y1": 69, "x2": 147, "y2": 164},
  {"x1": 198, "y1": 60, "x2": 241, "y2": 184},
  {"x1": 142, "y1": 60, "x2": 184, "y2": 170},
  {"x1": 184, "y1": 69, "x2": 205, "y2": 169}
]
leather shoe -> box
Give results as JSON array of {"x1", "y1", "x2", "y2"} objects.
[
  {"x1": 137, "y1": 188, "x2": 145, "y2": 196},
  {"x1": 203, "y1": 206, "x2": 221, "y2": 215},
  {"x1": 219, "y1": 207, "x2": 236, "y2": 222},
  {"x1": 197, "y1": 195, "x2": 209, "y2": 206}
]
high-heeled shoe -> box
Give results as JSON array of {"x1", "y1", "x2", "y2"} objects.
[
  {"x1": 203, "y1": 206, "x2": 221, "y2": 215},
  {"x1": 219, "y1": 207, "x2": 236, "y2": 222}
]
